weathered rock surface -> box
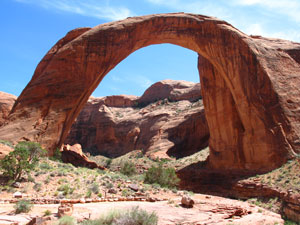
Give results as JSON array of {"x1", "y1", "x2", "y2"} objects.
[
  {"x1": 61, "y1": 144, "x2": 105, "y2": 169},
  {"x1": 0, "y1": 91, "x2": 16, "y2": 127},
  {"x1": 0, "y1": 143, "x2": 13, "y2": 159},
  {"x1": 0, "y1": 13, "x2": 299, "y2": 172},
  {"x1": 65, "y1": 80, "x2": 208, "y2": 158}
]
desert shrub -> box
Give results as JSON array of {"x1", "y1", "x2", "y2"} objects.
[
  {"x1": 14, "y1": 200, "x2": 33, "y2": 214},
  {"x1": 57, "y1": 184, "x2": 74, "y2": 196},
  {"x1": 33, "y1": 182, "x2": 42, "y2": 192},
  {"x1": 120, "y1": 161, "x2": 136, "y2": 176},
  {"x1": 50, "y1": 148, "x2": 62, "y2": 161},
  {"x1": 144, "y1": 163, "x2": 179, "y2": 188},
  {"x1": 80, "y1": 207, "x2": 157, "y2": 225},
  {"x1": 44, "y1": 209, "x2": 52, "y2": 216},
  {"x1": 81, "y1": 209, "x2": 120, "y2": 225},
  {"x1": 39, "y1": 162, "x2": 53, "y2": 170},
  {"x1": 114, "y1": 206, "x2": 158, "y2": 225},
  {"x1": 0, "y1": 141, "x2": 46, "y2": 182},
  {"x1": 90, "y1": 183, "x2": 99, "y2": 194},
  {"x1": 85, "y1": 190, "x2": 92, "y2": 198},
  {"x1": 284, "y1": 220, "x2": 298, "y2": 225},
  {"x1": 58, "y1": 215, "x2": 76, "y2": 225},
  {"x1": 105, "y1": 158, "x2": 112, "y2": 168}
]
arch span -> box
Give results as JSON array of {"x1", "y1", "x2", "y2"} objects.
[{"x1": 1, "y1": 13, "x2": 300, "y2": 172}]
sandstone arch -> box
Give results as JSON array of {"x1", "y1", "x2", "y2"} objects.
[{"x1": 1, "y1": 13, "x2": 299, "y2": 172}]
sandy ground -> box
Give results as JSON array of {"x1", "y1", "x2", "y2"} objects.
[{"x1": 0, "y1": 193, "x2": 284, "y2": 225}]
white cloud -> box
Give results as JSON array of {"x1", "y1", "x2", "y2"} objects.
[
  {"x1": 145, "y1": 0, "x2": 231, "y2": 20},
  {"x1": 14, "y1": 0, "x2": 133, "y2": 21},
  {"x1": 146, "y1": 0, "x2": 300, "y2": 42},
  {"x1": 234, "y1": 0, "x2": 300, "y2": 22},
  {"x1": 244, "y1": 23, "x2": 264, "y2": 36},
  {"x1": 244, "y1": 23, "x2": 300, "y2": 42},
  {"x1": 131, "y1": 75, "x2": 153, "y2": 89},
  {"x1": 111, "y1": 75, "x2": 124, "y2": 83}
]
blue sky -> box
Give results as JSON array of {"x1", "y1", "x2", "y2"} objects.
[{"x1": 1, "y1": 0, "x2": 300, "y2": 97}]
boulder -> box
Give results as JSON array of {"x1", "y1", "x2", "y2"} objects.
[
  {"x1": 181, "y1": 195, "x2": 195, "y2": 208},
  {"x1": 61, "y1": 144, "x2": 105, "y2": 169},
  {"x1": 128, "y1": 184, "x2": 139, "y2": 192},
  {"x1": 13, "y1": 191, "x2": 23, "y2": 198},
  {"x1": 0, "y1": 143, "x2": 13, "y2": 159},
  {"x1": 108, "y1": 188, "x2": 118, "y2": 194},
  {"x1": 57, "y1": 203, "x2": 73, "y2": 217}
]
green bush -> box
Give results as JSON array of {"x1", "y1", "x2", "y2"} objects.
[
  {"x1": 85, "y1": 189, "x2": 92, "y2": 198},
  {"x1": 50, "y1": 148, "x2": 62, "y2": 161},
  {"x1": 0, "y1": 141, "x2": 46, "y2": 182},
  {"x1": 44, "y1": 209, "x2": 52, "y2": 216},
  {"x1": 33, "y1": 182, "x2": 42, "y2": 192},
  {"x1": 144, "y1": 163, "x2": 180, "y2": 188},
  {"x1": 120, "y1": 161, "x2": 136, "y2": 176},
  {"x1": 58, "y1": 215, "x2": 76, "y2": 225},
  {"x1": 105, "y1": 158, "x2": 112, "y2": 168},
  {"x1": 80, "y1": 207, "x2": 158, "y2": 225},
  {"x1": 14, "y1": 200, "x2": 33, "y2": 214},
  {"x1": 57, "y1": 184, "x2": 74, "y2": 196},
  {"x1": 90, "y1": 183, "x2": 99, "y2": 194}
]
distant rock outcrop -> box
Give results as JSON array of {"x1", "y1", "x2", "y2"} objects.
[
  {"x1": 0, "y1": 91, "x2": 16, "y2": 127},
  {"x1": 65, "y1": 80, "x2": 209, "y2": 159}
]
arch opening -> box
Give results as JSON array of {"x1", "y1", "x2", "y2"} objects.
[{"x1": 65, "y1": 43, "x2": 210, "y2": 160}]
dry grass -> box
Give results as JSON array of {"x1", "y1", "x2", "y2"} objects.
[
  {"x1": 0, "y1": 147, "x2": 209, "y2": 200},
  {"x1": 247, "y1": 159, "x2": 300, "y2": 194}
]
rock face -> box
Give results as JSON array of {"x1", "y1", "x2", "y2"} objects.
[
  {"x1": 0, "y1": 91, "x2": 16, "y2": 127},
  {"x1": 0, "y1": 13, "x2": 299, "y2": 173},
  {"x1": 0, "y1": 143, "x2": 14, "y2": 159},
  {"x1": 61, "y1": 144, "x2": 105, "y2": 169},
  {"x1": 65, "y1": 80, "x2": 208, "y2": 158}
]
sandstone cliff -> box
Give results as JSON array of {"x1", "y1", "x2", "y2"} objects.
[{"x1": 65, "y1": 80, "x2": 209, "y2": 159}]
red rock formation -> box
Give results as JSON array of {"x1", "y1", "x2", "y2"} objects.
[
  {"x1": 61, "y1": 144, "x2": 105, "y2": 169},
  {"x1": 0, "y1": 91, "x2": 16, "y2": 127},
  {"x1": 0, "y1": 13, "x2": 299, "y2": 172},
  {"x1": 138, "y1": 80, "x2": 201, "y2": 106},
  {"x1": 65, "y1": 80, "x2": 208, "y2": 158}
]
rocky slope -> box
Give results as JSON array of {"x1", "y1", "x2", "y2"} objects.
[{"x1": 65, "y1": 80, "x2": 209, "y2": 159}]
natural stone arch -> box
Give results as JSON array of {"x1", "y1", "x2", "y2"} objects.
[{"x1": 1, "y1": 13, "x2": 299, "y2": 172}]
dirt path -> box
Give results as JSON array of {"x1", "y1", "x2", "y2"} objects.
[{"x1": 0, "y1": 194, "x2": 284, "y2": 224}]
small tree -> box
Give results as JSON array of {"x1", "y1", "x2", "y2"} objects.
[
  {"x1": 144, "y1": 163, "x2": 180, "y2": 188},
  {"x1": 120, "y1": 161, "x2": 136, "y2": 176},
  {"x1": 14, "y1": 200, "x2": 33, "y2": 214},
  {"x1": 0, "y1": 141, "x2": 46, "y2": 182}
]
